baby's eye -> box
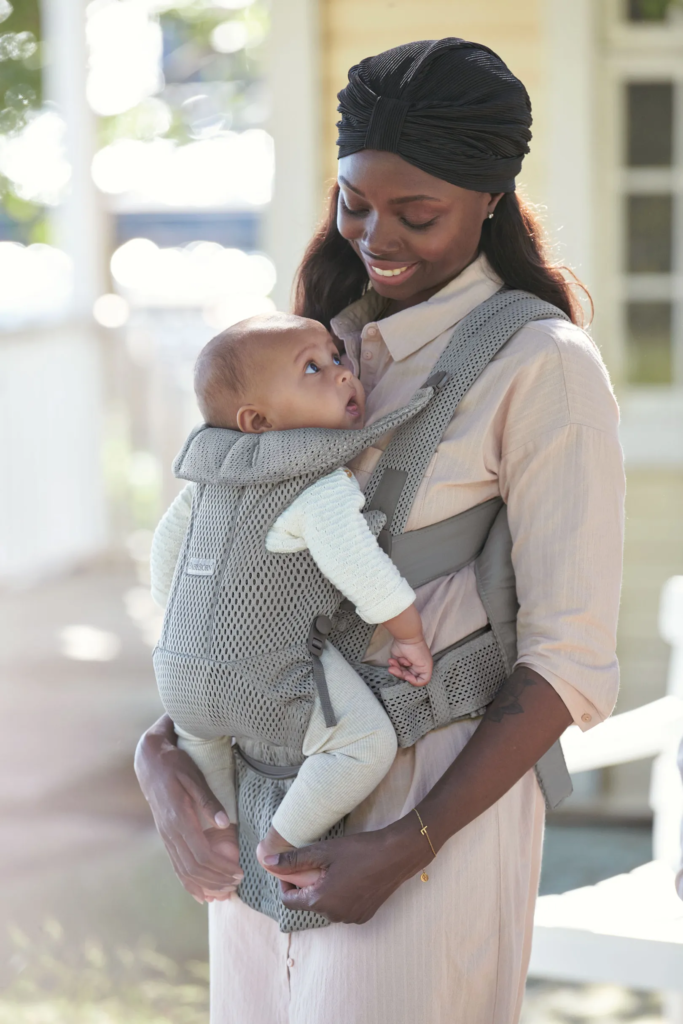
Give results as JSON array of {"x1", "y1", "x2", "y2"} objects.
[
  {"x1": 332, "y1": 354, "x2": 341, "y2": 365},
  {"x1": 305, "y1": 361, "x2": 320, "y2": 374}
]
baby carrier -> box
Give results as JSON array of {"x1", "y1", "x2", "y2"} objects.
[{"x1": 154, "y1": 290, "x2": 574, "y2": 933}]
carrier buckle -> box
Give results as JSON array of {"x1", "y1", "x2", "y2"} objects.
[
  {"x1": 424, "y1": 370, "x2": 450, "y2": 391},
  {"x1": 307, "y1": 615, "x2": 332, "y2": 657}
]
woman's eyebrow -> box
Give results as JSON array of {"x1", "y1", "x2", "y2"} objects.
[
  {"x1": 388, "y1": 194, "x2": 443, "y2": 205},
  {"x1": 338, "y1": 177, "x2": 442, "y2": 204},
  {"x1": 339, "y1": 176, "x2": 365, "y2": 197}
]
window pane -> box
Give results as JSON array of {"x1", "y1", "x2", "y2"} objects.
[
  {"x1": 628, "y1": 0, "x2": 671, "y2": 20},
  {"x1": 627, "y1": 83, "x2": 673, "y2": 166},
  {"x1": 626, "y1": 195, "x2": 673, "y2": 272},
  {"x1": 626, "y1": 302, "x2": 672, "y2": 384}
]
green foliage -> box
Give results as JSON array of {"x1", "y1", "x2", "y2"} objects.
[
  {"x1": 628, "y1": 0, "x2": 683, "y2": 20},
  {"x1": 99, "y1": 1, "x2": 270, "y2": 148},
  {"x1": 0, "y1": 0, "x2": 42, "y2": 224},
  {"x1": 1, "y1": 920, "x2": 209, "y2": 1024},
  {"x1": 0, "y1": 0, "x2": 42, "y2": 131}
]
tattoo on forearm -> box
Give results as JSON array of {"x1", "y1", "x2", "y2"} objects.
[{"x1": 486, "y1": 668, "x2": 538, "y2": 724}]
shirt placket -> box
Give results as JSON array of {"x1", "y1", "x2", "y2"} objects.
[{"x1": 359, "y1": 322, "x2": 382, "y2": 394}]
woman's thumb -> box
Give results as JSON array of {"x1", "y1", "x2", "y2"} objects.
[{"x1": 261, "y1": 844, "x2": 326, "y2": 875}]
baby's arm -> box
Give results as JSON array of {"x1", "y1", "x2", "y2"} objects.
[
  {"x1": 257, "y1": 642, "x2": 397, "y2": 886},
  {"x1": 270, "y1": 468, "x2": 432, "y2": 685},
  {"x1": 150, "y1": 483, "x2": 194, "y2": 607}
]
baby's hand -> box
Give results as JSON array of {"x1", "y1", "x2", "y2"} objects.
[{"x1": 387, "y1": 637, "x2": 433, "y2": 686}]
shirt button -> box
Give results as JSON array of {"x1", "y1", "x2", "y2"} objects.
[
  {"x1": 366, "y1": 325, "x2": 378, "y2": 336},
  {"x1": 362, "y1": 350, "x2": 373, "y2": 361},
  {"x1": 287, "y1": 957, "x2": 295, "y2": 968},
  {"x1": 581, "y1": 713, "x2": 592, "y2": 723}
]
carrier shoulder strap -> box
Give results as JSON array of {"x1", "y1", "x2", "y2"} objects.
[
  {"x1": 357, "y1": 290, "x2": 573, "y2": 811},
  {"x1": 365, "y1": 289, "x2": 570, "y2": 536}
]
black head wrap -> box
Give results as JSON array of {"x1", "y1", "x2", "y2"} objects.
[{"x1": 336, "y1": 38, "x2": 532, "y2": 193}]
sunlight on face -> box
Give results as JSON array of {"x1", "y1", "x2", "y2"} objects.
[{"x1": 237, "y1": 324, "x2": 366, "y2": 433}]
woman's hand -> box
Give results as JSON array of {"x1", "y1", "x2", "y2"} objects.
[
  {"x1": 269, "y1": 666, "x2": 572, "y2": 924},
  {"x1": 134, "y1": 714, "x2": 243, "y2": 903},
  {"x1": 263, "y1": 815, "x2": 429, "y2": 925}
]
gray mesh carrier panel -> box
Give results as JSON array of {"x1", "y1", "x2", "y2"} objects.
[
  {"x1": 154, "y1": 391, "x2": 431, "y2": 933},
  {"x1": 332, "y1": 290, "x2": 572, "y2": 747},
  {"x1": 154, "y1": 289, "x2": 573, "y2": 934}
]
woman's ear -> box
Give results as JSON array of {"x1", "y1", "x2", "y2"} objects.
[
  {"x1": 486, "y1": 192, "x2": 504, "y2": 217},
  {"x1": 236, "y1": 406, "x2": 273, "y2": 433}
]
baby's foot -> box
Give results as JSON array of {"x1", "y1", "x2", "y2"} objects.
[{"x1": 256, "y1": 826, "x2": 321, "y2": 888}]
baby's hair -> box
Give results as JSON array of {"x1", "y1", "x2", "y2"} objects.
[{"x1": 195, "y1": 312, "x2": 305, "y2": 428}]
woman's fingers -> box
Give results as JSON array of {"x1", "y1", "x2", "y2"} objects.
[
  {"x1": 177, "y1": 768, "x2": 230, "y2": 829},
  {"x1": 262, "y1": 842, "x2": 328, "y2": 876}
]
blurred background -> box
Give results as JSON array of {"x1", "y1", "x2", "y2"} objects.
[{"x1": 0, "y1": 0, "x2": 682, "y2": 1021}]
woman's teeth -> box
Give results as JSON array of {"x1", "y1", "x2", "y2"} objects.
[{"x1": 371, "y1": 265, "x2": 409, "y2": 277}]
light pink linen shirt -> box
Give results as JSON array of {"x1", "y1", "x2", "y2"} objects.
[
  {"x1": 335, "y1": 253, "x2": 625, "y2": 731},
  {"x1": 209, "y1": 256, "x2": 625, "y2": 1024}
]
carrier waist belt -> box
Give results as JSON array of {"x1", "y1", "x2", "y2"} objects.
[
  {"x1": 377, "y1": 495, "x2": 503, "y2": 589},
  {"x1": 235, "y1": 745, "x2": 302, "y2": 780}
]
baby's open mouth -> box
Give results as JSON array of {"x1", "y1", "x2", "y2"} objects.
[{"x1": 346, "y1": 395, "x2": 360, "y2": 416}]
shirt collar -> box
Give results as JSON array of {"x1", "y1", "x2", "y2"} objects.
[{"x1": 332, "y1": 253, "x2": 502, "y2": 364}]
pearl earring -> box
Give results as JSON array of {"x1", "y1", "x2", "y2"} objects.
[{"x1": 487, "y1": 212, "x2": 494, "y2": 220}]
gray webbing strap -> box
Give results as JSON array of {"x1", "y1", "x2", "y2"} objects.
[
  {"x1": 307, "y1": 615, "x2": 337, "y2": 728},
  {"x1": 354, "y1": 291, "x2": 573, "y2": 811},
  {"x1": 534, "y1": 741, "x2": 574, "y2": 809},
  {"x1": 385, "y1": 496, "x2": 503, "y2": 586},
  {"x1": 366, "y1": 291, "x2": 570, "y2": 535},
  {"x1": 235, "y1": 746, "x2": 302, "y2": 780}
]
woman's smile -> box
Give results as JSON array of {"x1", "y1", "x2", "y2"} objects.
[{"x1": 361, "y1": 256, "x2": 420, "y2": 287}]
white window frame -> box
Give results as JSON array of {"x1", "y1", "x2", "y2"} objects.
[{"x1": 597, "y1": 0, "x2": 683, "y2": 464}]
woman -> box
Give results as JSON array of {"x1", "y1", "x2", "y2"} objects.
[{"x1": 135, "y1": 39, "x2": 624, "y2": 1023}]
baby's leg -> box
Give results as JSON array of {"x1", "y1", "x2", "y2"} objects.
[
  {"x1": 258, "y1": 644, "x2": 397, "y2": 884},
  {"x1": 256, "y1": 827, "x2": 322, "y2": 888}
]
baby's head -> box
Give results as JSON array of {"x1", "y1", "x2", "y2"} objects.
[{"x1": 194, "y1": 312, "x2": 366, "y2": 433}]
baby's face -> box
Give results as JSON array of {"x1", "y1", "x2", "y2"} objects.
[{"x1": 237, "y1": 322, "x2": 366, "y2": 433}]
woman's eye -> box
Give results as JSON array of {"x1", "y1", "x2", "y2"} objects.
[
  {"x1": 305, "y1": 361, "x2": 320, "y2": 374},
  {"x1": 340, "y1": 196, "x2": 368, "y2": 217},
  {"x1": 401, "y1": 217, "x2": 438, "y2": 231}
]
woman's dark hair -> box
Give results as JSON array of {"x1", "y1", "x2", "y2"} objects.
[{"x1": 294, "y1": 184, "x2": 589, "y2": 330}]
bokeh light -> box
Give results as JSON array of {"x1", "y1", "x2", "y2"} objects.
[
  {"x1": 93, "y1": 293, "x2": 130, "y2": 328},
  {"x1": 0, "y1": 110, "x2": 71, "y2": 204},
  {"x1": 91, "y1": 129, "x2": 273, "y2": 207},
  {"x1": 109, "y1": 238, "x2": 276, "y2": 310},
  {"x1": 0, "y1": 242, "x2": 73, "y2": 327},
  {"x1": 210, "y1": 20, "x2": 248, "y2": 53},
  {"x1": 86, "y1": 1, "x2": 163, "y2": 117}
]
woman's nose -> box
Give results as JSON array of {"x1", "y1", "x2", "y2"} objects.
[{"x1": 362, "y1": 213, "x2": 400, "y2": 257}]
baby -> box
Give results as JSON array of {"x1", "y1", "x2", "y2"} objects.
[{"x1": 151, "y1": 312, "x2": 432, "y2": 892}]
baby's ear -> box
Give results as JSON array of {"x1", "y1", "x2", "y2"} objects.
[{"x1": 236, "y1": 406, "x2": 273, "y2": 433}]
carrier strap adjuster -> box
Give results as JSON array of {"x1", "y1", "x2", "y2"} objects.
[{"x1": 307, "y1": 616, "x2": 337, "y2": 728}]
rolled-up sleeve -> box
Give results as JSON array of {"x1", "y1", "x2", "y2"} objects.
[{"x1": 500, "y1": 328, "x2": 625, "y2": 730}]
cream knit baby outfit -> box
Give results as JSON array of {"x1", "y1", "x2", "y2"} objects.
[{"x1": 151, "y1": 468, "x2": 414, "y2": 847}]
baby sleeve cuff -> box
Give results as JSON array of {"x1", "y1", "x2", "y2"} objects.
[{"x1": 356, "y1": 578, "x2": 416, "y2": 625}]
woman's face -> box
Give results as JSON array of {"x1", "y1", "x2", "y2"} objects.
[{"x1": 337, "y1": 151, "x2": 502, "y2": 310}]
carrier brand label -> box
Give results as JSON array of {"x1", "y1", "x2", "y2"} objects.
[{"x1": 187, "y1": 557, "x2": 216, "y2": 576}]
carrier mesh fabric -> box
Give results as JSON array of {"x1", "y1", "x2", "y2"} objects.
[
  {"x1": 154, "y1": 391, "x2": 430, "y2": 933},
  {"x1": 155, "y1": 289, "x2": 570, "y2": 933},
  {"x1": 330, "y1": 290, "x2": 571, "y2": 742}
]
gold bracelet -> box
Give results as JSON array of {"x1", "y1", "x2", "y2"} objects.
[{"x1": 414, "y1": 808, "x2": 436, "y2": 882}]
